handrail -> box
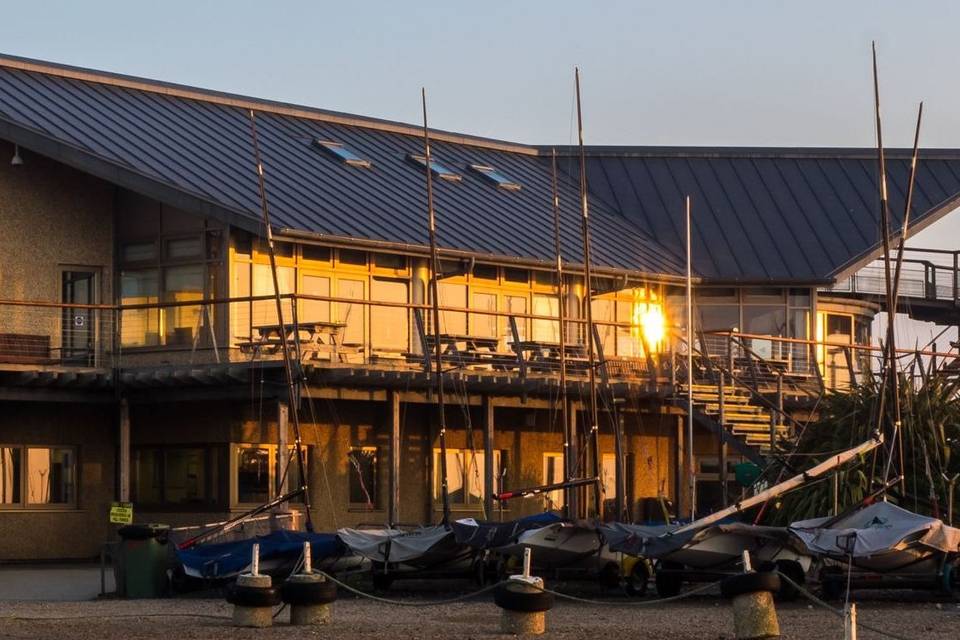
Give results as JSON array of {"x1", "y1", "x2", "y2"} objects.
[{"x1": 705, "y1": 329, "x2": 958, "y2": 360}]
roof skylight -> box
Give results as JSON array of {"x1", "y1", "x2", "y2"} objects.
[
  {"x1": 470, "y1": 164, "x2": 521, "y2": 191},
  {"x1": 407, "y1": 153, "x2": 462, "y2": 182},
  {"x1": 314, "y1": 139, "x2": 371, "y2": 168}
]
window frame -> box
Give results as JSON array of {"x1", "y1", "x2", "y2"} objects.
[
  {"x1": 230, "y1": 443, "x2": 308, "y2": 508},
  {"x1": 347, "y1": 446, "x2": 380, "y2": 510},
  {"x1": 0, "y1": 444, "x2": 78, "y2": 511},
  {"x1": 131, "y1": 444, "x2": 224, "y2": 510}
]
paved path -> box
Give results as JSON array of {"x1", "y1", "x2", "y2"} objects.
[{"x1": 0, "y1": 565, "x2": 112, "y2": 601}]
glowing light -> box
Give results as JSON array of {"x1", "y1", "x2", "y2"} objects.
[{"x1": 631, "y1": 290, "x2": 665, "y2": 353}]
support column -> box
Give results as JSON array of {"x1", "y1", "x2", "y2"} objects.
[
  {"x1": 674, "y1": 415, "x2": 685, "y2": 516},
  {"x1": 484, "y1": 397, "x2": 495, "y2": 518},
  {"x1": 567, "y1": 401, "x2": 581, "y2": 519},
  {"x1": 118, "y1": 398, "x2": 130, "y2": 503},
  {"x1": 276, "y1": 400, "x2": 289, "y2": 497},
  {"x1": 389, "y1": 391, "x2": 401, "y2": 525}
]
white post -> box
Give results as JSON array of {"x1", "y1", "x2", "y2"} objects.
[
  {"x1": 741, "y1": 550, "x2": 752, "y2": 573},
  {"x1": 522, "y1": 548, "x2": 532, "y2": 579},
  {"x1": 304, "y1": 541, "x2": 312, "y2": 574},
  {"x1": 685, "y1": 195, "x2": 696, "y2": 520},
  {"x1": 251, "y1": 543, "x2": 260, "y2": 576},
  {"x1": 844, "y1": 603, "x2": 858, "y2": 640}
]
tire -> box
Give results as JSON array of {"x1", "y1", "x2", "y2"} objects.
[
  {"x1": 775, "y1": 560, "x2": 806, "y2": 601},
  {"x1": 721, "y1": 572, "x2": 781, "y2": 599},
  {"x1": 372, "y1": 572, "x2": 394, "y2": 592},
  {"x1": 494, "y1": 583, "x2": 554, "y2": 613},
  {"x1": 280, "y1": 579, "x2": 337, "y2": 605},
  {"x1": 225, "y1": 584, "x2": 282, "y2": 607},
  {"x1": 819, "y1": 568, "x2": 844, "y2": 601},
  {"x1": 624, "y1": 560, "x2": 650, "y2": 597},
  {"x1": 655, "y1": 561, "x2": 684, "y2": 598},
  {"x1": 598, "y1": 562, "x2": 621, "y2": 589}
]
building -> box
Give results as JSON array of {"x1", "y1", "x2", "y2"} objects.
[{"x1": 1, "y1": 53, "x2": 958, "y2": 561}]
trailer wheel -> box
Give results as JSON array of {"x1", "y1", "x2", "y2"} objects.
[
  {"x1": 599, "y1": 562, "x2": 621, "y2": 589},
  {"x1": 655, "y1": 561, "x2": 684, "y2": 598},
  {"x1": 624, "y1": 560, "x2": 650, "y2": 597},
  {"x1": 372, "y1": 572, "x2": 394, "y2": 592},
  {"x1": 775, "y1": 560, "x2": 806, "y2": 601},
  {"x1": 819, "y1": 567, "x2": 844, "y2": 601}
]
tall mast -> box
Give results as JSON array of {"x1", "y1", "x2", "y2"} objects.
[
  {"x1": 247, "y1": 110, "x2": 314, "y2": 532},
  {"x1": 421, "y1": 88, "x2": 451, "y2": 526},
  {"x1": 871, "y1": 42, "x2": 903, "y2": 485},
  {"x1": 574, "y1": 68, "x2": 602, "y2": 518},
  {"x1": 685, "y1": 195, "x2": 695, "y2": 520},
  {"x1": 550, "y1": 148, "x2": 572, "y2": 518}
]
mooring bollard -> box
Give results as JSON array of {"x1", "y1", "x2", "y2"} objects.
[
  {"x1": 281, "y1": 541, "x2": 338, "y2": 626},
  {"x1": 720, "y1": 551, "x2": 781, "y2": 640},
  {"x1": 226, "y1": 543, "x2": 281, "y2": 628},
  {"x1": 494, "y1": 548, "x2": 554, "y2": 635}
]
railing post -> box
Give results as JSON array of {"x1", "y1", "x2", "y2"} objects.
[
  {"x1": 718, "y1": 370, "x2": 728, "y2": 508},
  {"x1": 727, "y1": 333, "x2": 735, "y2": 379},
  {"x1": 954, "y1": 252, "x2": 958, "y2": 305},
  {"x1": 769, "y1": 373, "x2": 783, "y2": 451}
]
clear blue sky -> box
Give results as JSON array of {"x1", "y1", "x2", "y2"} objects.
[{"x1": 1, "y1": 0, "x2": 956, "y2": 345}]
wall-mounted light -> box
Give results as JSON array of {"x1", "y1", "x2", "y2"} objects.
[{"x1": 10, "y1": 144, "x2": 23, "y2": 166}]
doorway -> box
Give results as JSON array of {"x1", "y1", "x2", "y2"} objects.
[{"x1": 61, "y1": 269, "x2": 99, "y2": 365}]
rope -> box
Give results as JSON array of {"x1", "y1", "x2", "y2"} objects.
[
  {"x1": 2, "y1": 613, "x2": 230, "y2": 622},
  {"x1": 536, "y1": 579, "x2": 721, "y2": 605},
  {"x1": 316, "y1": 571, "x2": 505, "y2": 606},
  {"x1": 776, "y1": 571, "x2": 918, "y2": 640}
]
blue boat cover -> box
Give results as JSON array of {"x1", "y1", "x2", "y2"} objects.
[
  {"x1": 176, "y1": 530, "x2": 345, "y2": 579},
  {"x1": 452, "y1": 512, "x2": 563, "y2": 549}
]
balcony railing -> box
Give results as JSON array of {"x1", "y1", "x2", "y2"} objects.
[{"x1": 828, "y1": 247, "x2": 960, "y2": 305}]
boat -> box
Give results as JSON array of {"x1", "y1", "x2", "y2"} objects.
[
  {"x1": 789, "y1": 501, "x2": 960, "y2": 597},
  {"x1": 176, "y1": 529, "x2": 357, "y2": 581},
  {"x1": 452, "y1": 512, "x2": 563, "y2": 550}
]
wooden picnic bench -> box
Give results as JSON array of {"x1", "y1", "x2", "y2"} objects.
[
  {"x1": 0, "y1": 333, "x2": 54, "y2": 365},
  {"x1": 511, "y1": 339, "x2": 591, "y2": 373},
  {"x1": 238, "y1": 320, "x2": 362, "y2": 363}
]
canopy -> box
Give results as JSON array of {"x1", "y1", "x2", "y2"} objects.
[
  {"x1": 336, "y1": 525, "x2": 458, "y2": 564},
  {"x1": 175, "y1": 530, "x2": 344, "y2": 579}
]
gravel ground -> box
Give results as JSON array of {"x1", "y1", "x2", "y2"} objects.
[{"x1": 0, "y1": 586, "x2": 957, "y2": 639}]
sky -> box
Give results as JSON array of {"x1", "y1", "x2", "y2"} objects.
[{"x1": 0, "y1": 0, "x2": 956, "y2": 346}]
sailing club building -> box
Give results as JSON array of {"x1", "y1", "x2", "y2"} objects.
[{"x1": 1, "y1": 53, "x2": 959, "y2": 561}]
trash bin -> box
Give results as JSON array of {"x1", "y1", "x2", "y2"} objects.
[{"x1": 117, "y1": 524, "x2": 170, "y2": 598}]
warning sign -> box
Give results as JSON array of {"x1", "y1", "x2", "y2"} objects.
[{"x1": 110, "y1": 502, "x2": 133, "y2": 524}]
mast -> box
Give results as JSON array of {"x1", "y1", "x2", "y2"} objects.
[
  {"x1": 421, "y1": 88, "x2": 451, "y2": 526},
  {"x1": 685, "y1": 195, "x2": 695, "y2": 520},
  {"x1": 550, "y1": 148, "x2": 573, "y2": 518},
  {"x1": 870, "y1": 42, "x2": 903, "y2": 488},
  {"x1": 574, "y1": 67, "x2": 602, "y2": 519},
  {"x1": 247, "y1": 110, "x2": 314, "y2": 532},
  {"x1": 883, "y1": 102, "x2": 923, "y2": 491}
]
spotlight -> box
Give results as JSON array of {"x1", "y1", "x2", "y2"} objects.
[{"x1": 11, "y1": 144, "x2": 23, "y2": 166}]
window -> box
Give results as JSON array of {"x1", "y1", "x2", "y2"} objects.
[
  {"x1": 471, "y1": 291, "x2": 498, "y2": 339},
  {"x1": 132, "y1": 446, "x2": 220, "y2": 507},
  {"x1": 503, "y1": 268, "x2": 528, "y2": 284},
  {"x1": 313, "y1": 140, "x2": 372, "y2": 168},
  {"x1": 164, "y1": 265, "x2": 204, "y2": 346},
  {"x1": 300, "y1": 274, "x2": 331, "y2": 323},
  {"x1": 120, "y1": 269, "x2": 160, "y2": 346},
  {"x1": 347, "y1": 447, "x2": 378, "y2": 509},
  {"x1": 371, "y1": 278, "x2": 409, "y2": 352},
  {"x1": 0, "y1": 446, "x2": 76, "y2": 508},
  {"x1": 469, "y1": 164, "x2": 521, "y2": 190},
  {"x1": 543, "y1": 453, "x2": 565, "y2": 510},
  {"x1": 533, "y1": 294, "x2": 560, "y2": 342},
  {"x1": 302, "y1": 245, "x2": 332, "y2": 263},
  {"x1": 695, "y1": 457, "x2": 743, "y2": 515},
  {"x1": 122, "y1": 242, "x2": 157, "y2": 262},
  {"x1": 233, "y1": 444, "x2": 309, "y2": 506},
  {"x1": 372, "y1": 253, "x2": 406, "y2": 270},
  {"x1": 436, "y1": 283, "x2": 467, "y2": 335},
  {"x1": 166, "y1": 237, "x2": 202, "y2": 259},
  {"x1": 407, "y1": 153, "x2": 462, "y2": 182},
  {"x1": 473, "y1": 264, "x2": 498, "y2": 281},
  {"x1": 601, "y1": 453, "x2": 617, "y2": 500},
  {"x1": 339, "y1": 249, "x2": 367, "y2": 266},
  {"x1": 433, "y1": 448, "x2": 506, "y2": 507}
]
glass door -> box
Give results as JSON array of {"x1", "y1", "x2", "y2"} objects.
[{"x1": 61, "y1": 270, "x2": 98, "y2": 365}]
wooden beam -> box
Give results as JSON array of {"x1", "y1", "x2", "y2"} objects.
[
  {"x1": 484, "y1": 396, "x2": 495, "y2": 518},
  {"x1": 276, "y1": 400, "x2": 290, "y2": 501},
  {"x1": 389, "y1": 390, "x2": 401, "y2": 525}
]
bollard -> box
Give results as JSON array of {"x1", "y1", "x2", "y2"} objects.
[
  {"x1": 843, "y1": 603, "x2": 857, "y2": 640},
  {"x1": 281, "y1": 541, "x2": 337, "y2": 626},
  {"x1": 721, "y1": 551, "x2": 781, "y2": 640},
  {"x1": 494, "y1": 548, "x2": 553, "y2": 635},
  {"x1": 226, "y1": 543, "x2": 281, "y2": 628}
]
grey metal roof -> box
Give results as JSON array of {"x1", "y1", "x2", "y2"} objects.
[
  {"x1": 0, "y1": 55, "x2": 685, "y2": 280},
  {"x1": 560, "y1": 147, "x2": 960, "y2": 283}
]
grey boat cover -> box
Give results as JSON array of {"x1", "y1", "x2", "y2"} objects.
[
  {"x1": 336, "y1": 525, "x2": 454, "y2": 564},
  {"x1": 603, "y1": 522, "x2": 795, "y2": 559},
  {"x1": 789, "y1": 502, "x2": 960, "y2": 558}
]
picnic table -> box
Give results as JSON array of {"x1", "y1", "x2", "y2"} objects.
[
  {"x1": 410, "y1": 334, "x2": 517, "y2": 370},
  {"x1": 239, "y1": 320, "x2": 362, "y2": 363},
  {"x1": 511, "y1": 340, "x2": 591, "y2": 372}
]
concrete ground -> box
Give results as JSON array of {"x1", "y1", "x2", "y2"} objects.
[
  {"x1": 0, "y1": 564, "x2": 113, "y2": 601},
  {"x1": 0, "y1": 578, "x2": 956, "y2": 639}
]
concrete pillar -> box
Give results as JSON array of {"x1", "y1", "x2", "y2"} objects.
[
  {"x1": 276, "y1": 400, "x2": 289, "y2": 497},
  {"x1": 118, "y1": 398, "x2": 130, "y2": 503}
]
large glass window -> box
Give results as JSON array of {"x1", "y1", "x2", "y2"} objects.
[
  {"x1": 433, "y1": 448, "x2": 505, "y2": 508},
  {"x1": 300, "y1": 274, "x2": 331, "y2": 323},
  {"x1": 236, "y1": 446, "x2": 272, "y2": 504},
  {"x1": 252, "y1": 264, "x2": 294, "y2": 327},
  {"x1": 25, "y1": 448, "x2": 75, "y2": 505},
  {"x1": 471, "y1": 292, "x2": 498, "y2": 339},
  {"x1": 0, "y1": 448, "x2": 21, "y2": 505},
  {"x1": 370, "y1": 278, "x2": 408, "y2": 352},
  {"x1": 164, "y1": 265, "x2": 204, "y2": 346},
  {"x1": 437, "y1": 283, "x2": 467, "y2": 335},
  {"x1": 543, "y1": 452, "x2": 564, "y2": 510},
  {"x1": 337, "y1": 279, "x2": 365, "y2": 345},
  {"x1": 132, "y1": 446, "x2": 219, "y2": 507},
  {"x1": 121, "y1": 269, "x2": 160, "y2": 346},
  {"x1": 533, "y1": 294, "x2": 560, "y2": 342},
  {"x1": 742, "y1": 306, "x2": 787, "y2": 359}
]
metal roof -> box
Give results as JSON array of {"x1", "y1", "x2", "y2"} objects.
[
  {"x1": 556, "y1": 146, "x2": 960, "y2": 283},
  {"x1": 1, "y1": 53, "x2": 959, "y2": 285},
  {"x1": 0, "y1": 56, "x2": 684, "y2": 280}
]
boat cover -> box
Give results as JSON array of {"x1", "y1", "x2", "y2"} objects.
[
  {"x1": 789, "y1": 501, "x2": 960, "y2": 558},
  {"x1": 604, "y1": 521, "x2": 796, "y2": 559},
  {"x1": 337, "y1": 524, "x2": 458, "y2": 564},
  {"x1": 176, "y1": 530, "x2": 344, "y2": 579},
  {"x1": 451, "y1": 512, "x2": 563, "y2": 549}
]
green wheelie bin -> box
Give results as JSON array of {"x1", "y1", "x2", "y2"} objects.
[{"x1": 117, "y1": 524, "x2": 170, "y2": 598}]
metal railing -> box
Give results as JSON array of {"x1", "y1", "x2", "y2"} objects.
[{"x1": 829, "y1": 247, "x2": 960, "y2": 305}]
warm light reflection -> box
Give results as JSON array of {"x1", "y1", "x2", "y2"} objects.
[{"x1": 631, "y1": 289, "x2": 665, "y2": 353}]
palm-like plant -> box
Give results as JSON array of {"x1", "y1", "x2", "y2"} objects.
[{"x1": 763, "y1": 370, "x2": 960, "y2": 525}]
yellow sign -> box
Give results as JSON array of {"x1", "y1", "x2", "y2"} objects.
[{"x1": 109, "y1": 502, "x2": 133, "y2": 525}]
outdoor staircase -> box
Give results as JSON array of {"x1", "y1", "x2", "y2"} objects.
[{"x1": 678, "y1": 382, "x2": 792, "y2": 461}]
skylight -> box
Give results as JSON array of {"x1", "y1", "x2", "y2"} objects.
[
  {"x1": 470, "y1": 164, "x2": 521, "y2": 191},
  {"x1": 313, "y1": 139, "x2": 371, "y2": 168},
  {"x1": 407, "y1": 153, "x2": 462, "y2": 182}
]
